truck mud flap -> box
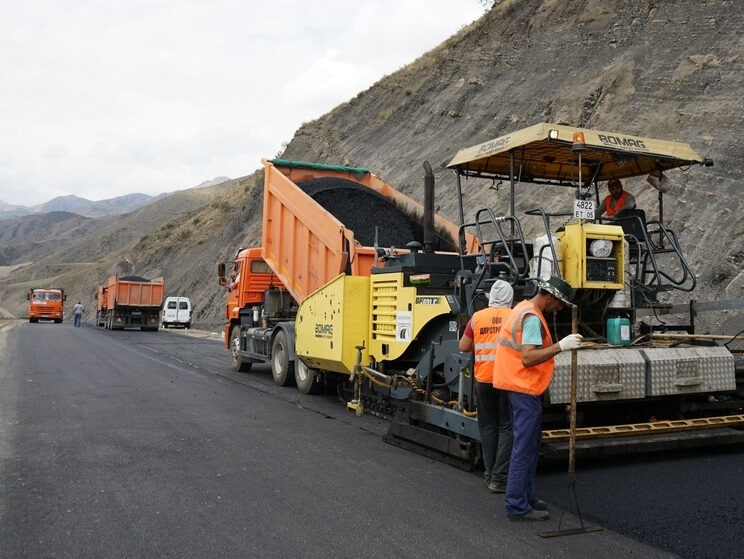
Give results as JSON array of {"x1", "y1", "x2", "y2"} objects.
[{"x1": 383, "y1": 409, "x2": 478, "y2": 471}]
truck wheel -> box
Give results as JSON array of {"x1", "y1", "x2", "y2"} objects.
[
  {"x1": 271, "y1": 331, "x2": 295, "y2": 386},
  {"x1": 29, "y1": 318, "x2": 38, "y2": 323},
  {"x1": 295, "y1": 359, "x2": 323, "y2": 394},
  {"x1": 230, "y1": 327, "x2": 252, "y2": 373}
]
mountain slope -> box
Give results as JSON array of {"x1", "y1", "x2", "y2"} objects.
[
  {"x1": 0, "y1": 190, "x2": 175, "y2": 221},
  {"x1": 0, "y1": 211, "x2": 101, "y2": 267},
  {"x1": 282, "y1": 0, "x2": 743, "y2": 324}
]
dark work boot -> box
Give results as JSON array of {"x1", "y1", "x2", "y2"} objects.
[
  {"x1": 488, "y1": 480, "x2": 506, "y2": 493},
  {"x1": 508, "y1": 510, "x2": 549, "y2": 522}
]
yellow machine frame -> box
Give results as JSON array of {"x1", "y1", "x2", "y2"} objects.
[{"x1": 295, "y1": 271, "x2": 453, "y2": 373}]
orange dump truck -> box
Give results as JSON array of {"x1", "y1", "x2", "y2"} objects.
[
  {"x1": 218, "y1": 159, "x2": 476, "y2": 393},
  {"x1": 95, "y1": 275, "x2": 164, "y2": 331},
  {"x1": 27, "y1": 287, "x2": 66, "y2": 323}
]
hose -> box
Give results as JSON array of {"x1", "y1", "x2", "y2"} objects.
[{"x1": 354, "y1": 368, "x2": 479, "y2": 418}]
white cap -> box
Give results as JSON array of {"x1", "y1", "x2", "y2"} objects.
[{"x1": 488, "y1": 280, "x2": 514, "y2": 308}]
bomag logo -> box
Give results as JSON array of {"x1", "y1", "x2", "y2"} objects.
[
  {"x1": 314, "y1": 323, "x2": 333, "y2": 338},
  {"x1": 598, "y1": 134, "x2": 648, "y2": 152},
  {"x1": 477, "y1": 136, "x2": 511, "y2": 155}
]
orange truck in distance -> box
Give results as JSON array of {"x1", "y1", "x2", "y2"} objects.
[
  {"x1": 27, "y1": 288, "x2": 66, "y2": 323},
  {"x1": 95, "y1": 275, "x2": 164, "y2": 331}
]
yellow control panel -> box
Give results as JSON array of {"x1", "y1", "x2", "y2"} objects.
[{"x1": 559, "y1": 222, "x2": 624, "y2": 289}]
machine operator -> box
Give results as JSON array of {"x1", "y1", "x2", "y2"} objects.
[{"x1": 598, "y1": 177, "x2": 636, "y2": 217}]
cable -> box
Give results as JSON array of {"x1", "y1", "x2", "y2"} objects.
[{"x1": 724, "y1": 328, "x2": 744, "y2": 350}]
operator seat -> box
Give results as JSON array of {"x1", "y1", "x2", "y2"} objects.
[{"x1": 614, "y1": 208, "x2": 647, "y2": 242}]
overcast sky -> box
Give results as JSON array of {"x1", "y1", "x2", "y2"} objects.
[{"x1": 0, "y1": 1, "x2": 485, "y2": 206}]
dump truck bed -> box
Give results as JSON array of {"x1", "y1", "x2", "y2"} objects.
[
  {"x1": 261, "y1": 159, "x2": 477, "y2": 303},
  {"x1": 105, "y1": 276, "x2": 165, "y2": 308}
]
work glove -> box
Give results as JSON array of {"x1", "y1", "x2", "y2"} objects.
[{"x1": 558, "y1": 333, "x2": 583, "y2": 352}]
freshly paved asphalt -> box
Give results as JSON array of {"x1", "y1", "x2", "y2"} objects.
[{"x1": 0, "y1": 321, "x2": 739, "y2": 558}]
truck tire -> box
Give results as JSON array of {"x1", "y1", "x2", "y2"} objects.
[
  {"x1": 230, "y1": 327, "x2": 252, "y2": 373},
  {"x1": 295, "y1": 359, "x2": 323, "y2": 394},
  {"x1": 271, "y1": 331, "x2": 295, "y2": 386},
  {"x1": 29, "y1": 318, "x2": 38, "y2": 323}
]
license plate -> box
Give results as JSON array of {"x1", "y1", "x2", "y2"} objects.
[{"x1": 574, "y1": 199, "x2": 595, "y2": 220}]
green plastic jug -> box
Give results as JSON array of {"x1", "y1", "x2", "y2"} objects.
[{"x1": 606, "y1": 317, "x2": 631, "y2": 346}]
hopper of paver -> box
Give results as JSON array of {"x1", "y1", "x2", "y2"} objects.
[{"x1": 261, "y1": 159, "x2": 476, "y2": 304}]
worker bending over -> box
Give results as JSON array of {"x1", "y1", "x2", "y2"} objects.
[
  {"x1": 459, "y1": 280, "x2": 514, "y2": 493},
  {"x1": 598, "y1": 177, "x2": 636, "y2": 217},
  {"x1": 492, "y1": 276, "x2": 582, "y2": 522}
]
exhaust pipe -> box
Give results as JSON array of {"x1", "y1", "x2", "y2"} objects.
[{"x1": 423, "y1": 161, "x2": 435, "y2": 253}]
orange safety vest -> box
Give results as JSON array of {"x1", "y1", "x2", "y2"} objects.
[
  {"x1": 471, "y1": 306, "x2": 512, "y2": 383},
  {"x1": 604, "y1": 190, "x2": 631, "y2": 216},
  {"x1": 492, "y1": 300, "x2": 555, "y2": 396}
]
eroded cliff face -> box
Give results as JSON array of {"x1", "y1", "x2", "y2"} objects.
[{"x1": 281, "y1": 0, "x2": 743, "y2": 330}]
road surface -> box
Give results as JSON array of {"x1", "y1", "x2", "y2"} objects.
[{"x1": 0, "y1": 321, "x2": 739, "y2": 558}]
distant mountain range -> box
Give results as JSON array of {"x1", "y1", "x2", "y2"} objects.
[{"x1": 0, "y1": 177, "x2": 230, "y2": 221}]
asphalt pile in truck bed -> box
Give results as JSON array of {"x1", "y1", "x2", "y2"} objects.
[{"x1": 296, "y1": 177, "x2": 419, "y2": 248}]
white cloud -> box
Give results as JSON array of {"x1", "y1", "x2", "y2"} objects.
[{"x1": 0, "y1": 1, "x2": 484, "y2": 205}]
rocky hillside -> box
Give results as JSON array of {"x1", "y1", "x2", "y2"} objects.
[
  {"x1": 283, "y1": 0, "x2": 744, "y2": 330},
  {"x1": 1, "y1": 0, "x2": 741, "y2": 332},
  {"x1": 0, "y1": 211, "x2": 103, "y2": 266}
]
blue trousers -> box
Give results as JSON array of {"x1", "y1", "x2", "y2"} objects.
[
  {"x1": 74, "y1": 314, "x2": 82, "y2": 327},
  {"x1": 505, "y1": 391, "x2": 542, "y2": 516}
]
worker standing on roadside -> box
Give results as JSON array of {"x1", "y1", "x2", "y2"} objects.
[
  {"x1": 598, "y1": 177, "x2": 636, "y2": 217},
  {"x1": 459, "y1": 280, "x2": 514, "y2": 493},
  {"x1": 73, "y1": 301, "x2": 84, "y2": 327},
  {"x1": 493, "y1": 276, "x2": 582, "y2": 521}
]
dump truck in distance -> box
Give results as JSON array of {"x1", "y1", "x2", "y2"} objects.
[
  {"x1": 27, "y1": 288, "x2": 66, "y2": 323},
  {"x1": 96, "y1": 275, "x2": 164, "y2": 331}
]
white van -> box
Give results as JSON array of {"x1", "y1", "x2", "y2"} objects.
[{"x1": 162, "y1": 296, "x2": 192, "y2": 328}]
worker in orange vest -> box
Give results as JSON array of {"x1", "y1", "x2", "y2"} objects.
[
  {"x1": 493, "y1": 276, "x2": 582, "y2": 521},
  {"x1": 598, "y1": 177, "x2": 636, "y2": 217},
  {"x1": 459, "y1": 280, "x2": 514, "y2": 493}
]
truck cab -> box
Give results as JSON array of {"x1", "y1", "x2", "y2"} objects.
[
  {"x1": 27, "y1": 288, "x2": 66, "y2": 323},
  {"x1": 219, "y1": 247, "x2": 292, "y2": 373},
  {"x1": 162, "y1": 296, "x2": 192, "y2": 328}
]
